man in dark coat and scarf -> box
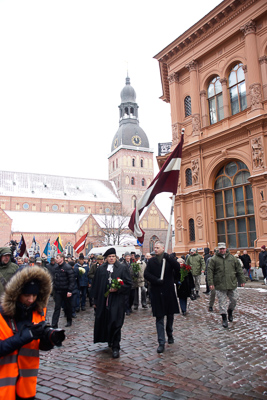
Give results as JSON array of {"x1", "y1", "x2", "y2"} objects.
[
  {"x1": 90, "y1": 247, "x2": 131, "y2": 358},
  {"x1": 144, "y1": 241, "x2": 180, "y2": 353}
]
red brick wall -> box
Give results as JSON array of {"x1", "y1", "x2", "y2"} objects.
[{"x1": 0, "y1": 210, "x2": 12, "y2": 246}]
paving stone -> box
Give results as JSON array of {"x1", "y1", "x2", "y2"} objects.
[{"x1": 38, "y1": 287, "x2": 267, "y2": 399}]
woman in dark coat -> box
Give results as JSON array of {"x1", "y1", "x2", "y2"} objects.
[
  {"x1": 90, "y1": 248, "x2": 131, "y2": 358},
  {"x1": 144, "y1": 241, "x2": 180, "y2": 353},
  {"x1": 176, "y1": 258, "x2": 195, "y2": 315}
]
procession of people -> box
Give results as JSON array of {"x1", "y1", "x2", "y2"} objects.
[{"x1": 0, "y1": 238, "x2": 265, "y2": 399}]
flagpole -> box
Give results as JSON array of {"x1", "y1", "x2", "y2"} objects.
[{"x1": 160, "y1": 194, "x2": 175, "y2": 280}]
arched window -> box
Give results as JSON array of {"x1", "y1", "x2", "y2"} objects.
[
  {"x1": 184, "y1": 96, "x2": 191, "y2": 117},
  {"x1": 185, "y1": 168, "x2": 192, "y2": 186},
  {"x1": 228, "y1": 63, "x2": 247, "y2": 115},
  {"x1": 149, "y1": 235, "x2": 159, "y2": 253},
  {"x1": 132, "y1": 158, "x2": 135, "y2": 167},
  {"x1": 131, "y1": 177, "x2": 135, "y2": 185},
  {"x1": 50, "y1": 244, "x2": 58, "y2": 258},
  {"x1": 85, "y1": 243, "x2": 93, "y2": 256},
  {"x1": 214, "y1": 161, "x2": 255, "y2": 248},
  {"x1": 65, "y1": 242, "x2": 73, "y2": 256},
  {"x1": 132, "y1": 196, "x2": 137, "y2": 208},
  {"x1": 140, "y1": 159, "x2": 144, "y2": 168},
  {"x1": 126, "y1": 176, "x2": 129, "y2": 185},
  {"x1": 189, "y1": 219, "x2": 195, "y2": 242},
  {"x1": 142, "y1": 178, "x2": 145, "y2": 186},
  {"x1": 207, "y1": 76, "x2": 224, "y2": 124}
]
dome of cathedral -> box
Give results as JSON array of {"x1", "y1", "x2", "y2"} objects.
[{"x1": 111, "y1": 122, "x2": 149, "y2": 152}]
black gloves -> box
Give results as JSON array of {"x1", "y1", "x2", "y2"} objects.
[
  {"x1": 157, "y1": 279, "x2": 164, "y2": 286},
  {"x1": 19, "y1": 321, "x2": 46, "y2": 342},
  {"x1": 29, "y1": 321, "x2": 46, "y2": 340}
]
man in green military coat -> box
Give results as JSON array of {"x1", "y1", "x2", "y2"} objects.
[
  {"x1": 186, "y1": 248, "x2": 205, "y2": 298},
  {"x1": 207, "y1": 242, "x2": 245, "y2": 328},
  {"x1": 0, "y1": 247, "x2": 18, "y2": 295}
]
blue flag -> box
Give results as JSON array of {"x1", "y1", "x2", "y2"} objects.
[
  {"x1": 43, "y1": 239, "x2": 52, "y2": 262},
  {"x1": 137, "y1": 239, "x2": 143, "y2": 247}
]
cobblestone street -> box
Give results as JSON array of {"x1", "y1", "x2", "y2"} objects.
[{"x1": 37, "y1": 283, "x2": 267, "y2": 400}]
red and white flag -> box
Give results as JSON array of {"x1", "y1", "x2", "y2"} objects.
[
  {"x1": 73, "y1": 232, "x2": 88, "y2": 253},
  {"x1": 129, "y1": 133, "x2": 184, "y2": 243}
]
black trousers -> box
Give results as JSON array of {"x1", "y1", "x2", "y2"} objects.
[{"x1": 52, "y1": 291, "x2": 72, "y2": 327}]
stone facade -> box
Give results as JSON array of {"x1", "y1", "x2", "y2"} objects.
[{"x1": 155, "y1": 0, "x2": 267, "y2": 263}]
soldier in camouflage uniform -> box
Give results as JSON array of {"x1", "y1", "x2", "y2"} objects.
[
  {"x1": 186, "y1": 248, "x2": 205, "y2": 298},
  {"x1": 207, "y1": 242, "x2": 245, "y2": 328}
]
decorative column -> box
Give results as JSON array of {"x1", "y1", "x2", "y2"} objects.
[
  {"x1": 200, "y1": 90, "x2": 208, "y2": 127},
  {"x1": 168, "y1": 72, "x2": 182, "y2": 146},
  {"x1": 220, "y1": 78, "x2": 229, "y2": 118},
  {"x1": 185, "y1": 60, "x2": 200, "y2": 136},
  {"x1": 241, "y1": 65, "x2": 250, "y2": 107},
  {"x1": 259, "y1": 56, "x2": 267, "y2": 100},
  {"x1": 240, "y1": 20, "x2": 263, "y2": 111}
]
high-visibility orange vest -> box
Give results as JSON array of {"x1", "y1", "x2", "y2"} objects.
[{"x1": 0, "y1": 308, "x2": 46, "y2": 400}]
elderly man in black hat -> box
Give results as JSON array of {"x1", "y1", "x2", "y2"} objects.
[{"x1": 90, "y1": 247, "x2": 132, "y2": 358}]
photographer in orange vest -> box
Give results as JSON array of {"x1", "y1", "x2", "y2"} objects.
[{"x1": 0, "y1": 266, "x2": 65, "y2": 400}]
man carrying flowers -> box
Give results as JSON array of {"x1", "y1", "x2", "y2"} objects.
[{"x1": 90, "y1": 248, "x2": 132, "y2": 358}]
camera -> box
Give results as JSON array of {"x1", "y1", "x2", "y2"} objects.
[{"x1": 42, "y1": 324, "x2": 65, "y2": 347}]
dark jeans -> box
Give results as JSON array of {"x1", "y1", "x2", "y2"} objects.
[
  {"x1": 262, "y1": 265, "x2": 267, "y2": 279},
  {"x1": 72, "y1": 288, "x2": 79, "y2": 313},
  {"x1": 156, "y1": 314, "x2": 174, "y2": 345},
  {"x1": 52, "y1": 291, "x2": 72, "y2": 327},
  {"x1": 179, "y1": 297, "x2": 187, "y2": 313},
  {"x1": 80, "y1": 286, "x2": 87, "y2": 308},
  {"x1": 125, "y1": 289, "x2": 135, "y2": 312}
]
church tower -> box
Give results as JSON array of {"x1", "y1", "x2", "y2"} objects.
[{"x1": 108, "y1": 76, "x2": 154, "y2": 213}]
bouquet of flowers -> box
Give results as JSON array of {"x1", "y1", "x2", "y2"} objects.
[
  {"x1": 180, "y1": 264, "x2": 192, "y2": 283},
  {"x1": 131, "y1": 262, "x2": 141, "y2": 279},
  {"x1": 104, "y1": 277, "x2": 124, "y2": 297},
  {"x1": 78, "y1": 267, "x2": 86, "y2": 276}
]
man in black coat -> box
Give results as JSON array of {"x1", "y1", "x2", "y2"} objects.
[
  {"x1": 144, "y1": 241, "x2": 180, "y2": 354},
  {"x1": 259, "y1": 245, "x2": 267, "y2": 284},
  {"x1": 240, "y1": 250, "x2": 253, "y2": 281},
  {"x1": 90, "y1": 248, "x2": 132, "y2": 358},
  {"x1": 51, "y1": 253, "x2": 75, "y2": 328}
]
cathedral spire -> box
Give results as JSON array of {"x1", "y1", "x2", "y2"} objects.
[{"x1": 110, "y1": 76, "x2": 150, "y2": 152}]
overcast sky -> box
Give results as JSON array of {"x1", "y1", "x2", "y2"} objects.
[{"x1": 0, "y1": 0, "x2": 222, "y2": 217}]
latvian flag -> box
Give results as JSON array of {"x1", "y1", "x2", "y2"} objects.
[
  {"x1": 129, "y1": 133, "x2": 184, "y2": 243},
  {"x1": 74, "y1": 232, "x2": 88, "y2": 254}
]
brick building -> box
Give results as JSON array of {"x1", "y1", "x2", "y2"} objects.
[{"x1": 155, "y1": 0, "x2": 267, "y2": 263}]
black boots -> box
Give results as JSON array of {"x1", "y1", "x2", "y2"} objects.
[
  {"x1": 228, "y1": 309, "x2": 233, "y2": 322},
  {"x1": 221, "y1": 314, "x2": 228, "y2": 328},
  {"x1": 157, "y1": 344, "x2": 165, "y2": 353}
]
